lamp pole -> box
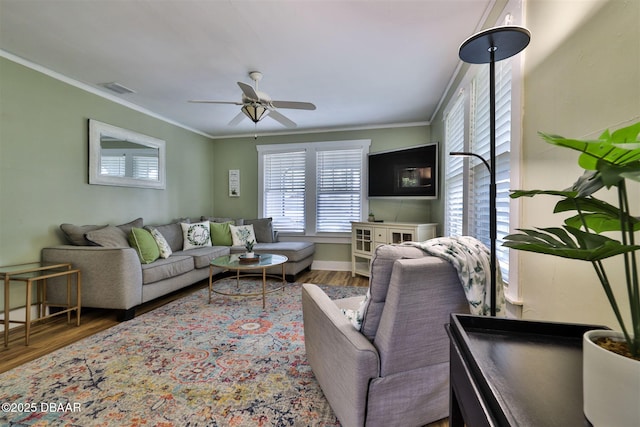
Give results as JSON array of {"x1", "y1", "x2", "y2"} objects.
[{"x1": 456, "y1": 26, "x2": 530, "y2": 316}]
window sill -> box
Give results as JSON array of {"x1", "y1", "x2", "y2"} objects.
[
  {"x1": 277, "y1": 233, "x2": 351, "y2": 244},
  {"x1": 505, "y1": 293, "x2": 523, "y2": 306}
]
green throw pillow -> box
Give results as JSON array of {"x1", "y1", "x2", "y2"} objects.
[
  {"x1": 210, "y1": 221, "x2": 234, "y2": 246},
  {"x1": 129, "y1": 227, "x2": 160, "y2": 264}
]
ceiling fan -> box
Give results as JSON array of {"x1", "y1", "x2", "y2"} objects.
[{"x1": 189, "y1": 71, "x2": 316, "y2": 128}]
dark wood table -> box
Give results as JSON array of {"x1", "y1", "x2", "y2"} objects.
[{"x1": 446, "y1": 314, "x2": 606, "y2": 427}]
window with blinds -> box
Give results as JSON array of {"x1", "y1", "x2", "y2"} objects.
[
  {"x1": 263, "y1": 150, "x2": 306, "y2": 233},
  {"x1": 258, "y1": 140, "x2": 370, "y2": 236},
  {"x1": 443, "y1": 58, "x2": 513, "y2": 283},
  {"x1": 316, "y1": 148, "x2": 363, "y2": 232},
  {"x1": 444, "y1": 95, "x2": 465, "y2": 238}
]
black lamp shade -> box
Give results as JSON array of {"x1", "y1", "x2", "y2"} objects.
[{"x1": 459, "y1": 26, "x2": 531, "y2": 64}]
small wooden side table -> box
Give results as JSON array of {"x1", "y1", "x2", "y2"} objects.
[{"x1": 1, "y1": 262, "x2": 81, "y2": 347}]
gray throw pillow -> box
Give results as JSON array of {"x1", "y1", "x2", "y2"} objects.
[
  {"x1": 85, "y1": 226, "x2": 130, "y2": 248},
  {"x1": 117, "y1": 217, "x2": 143, "y2": 236},
  {"x1": 244, "y1": 218, "x2": 275, "y2": 243},
  {"x1": 150, "y1": 222, "x2": 184, "y2": 253},
  {"x1": 202, "y1": 216, "x2": 244, "y2": 226},
  {"x1": 60, "y1": 223, "x2": 107, "y2": 246}
]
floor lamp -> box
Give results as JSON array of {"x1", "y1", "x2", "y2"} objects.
[{"x1": 452, "y1": 26, "x2": 530, "y2": 316}]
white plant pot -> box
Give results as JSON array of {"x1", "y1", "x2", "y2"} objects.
[
  {"x1": 245, "y1": 252, "x2": 254, "y2": 258},
  {"x1": 583, "y1": 330, "x2": 640, "y2": 427}
]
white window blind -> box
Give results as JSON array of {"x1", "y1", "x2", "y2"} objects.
[
  {"x1": 444, "y1": 95, "x2": 465, "y2": 237},
  {"x1": 316, "y1": 148, "x2": 363, "y2": 232},
  {"x1": 443, "y1": 58, "x2": 513, "y2": 283},
  {"x1": 133, "y1": 156, "x2": 159, "y2": 180},
  {"x1": 263, "y1": 150, "x2": 306, "y2": 233},
  {"x1": 100, "y1": 156, "x2": 125, "y2": 177},
  {"x1": 470, "y1": 61, "x2": 512, "y2": 282}
]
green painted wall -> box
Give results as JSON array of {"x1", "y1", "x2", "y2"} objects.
[
  {"x1": 0, "y1": 57, "x2": 215, "y2": 309},
  {"x1": 211, "y1": 125, "x2": 436, "y2": 261}
]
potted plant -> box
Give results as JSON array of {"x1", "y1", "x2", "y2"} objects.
[
  {"x1": 504, "y1": 121, "x2": 640, "y2": 426},
  {"x1": 245, "y1": 240, "x2": 255, "y2": 258}
]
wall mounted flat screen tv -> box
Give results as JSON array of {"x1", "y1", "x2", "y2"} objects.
[{"x1": 368, "y1": 143, "x2": 438, "y2": 199}]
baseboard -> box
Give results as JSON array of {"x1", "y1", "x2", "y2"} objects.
[{"x1": 311, "y1": 260, "x2": 351, "y2": 272}]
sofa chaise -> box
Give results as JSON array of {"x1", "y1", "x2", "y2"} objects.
[{"x1": 42, "y1": 217, "x2": 314, "y2": 320}]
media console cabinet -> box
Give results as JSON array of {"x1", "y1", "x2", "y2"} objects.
[{"x1": 350, "y1": 221, "x2": 437, "y2": 277}]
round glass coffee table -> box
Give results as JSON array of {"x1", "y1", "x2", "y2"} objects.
[{"x1": 208, "y1": 253, "x2": 288, "y2": 309}]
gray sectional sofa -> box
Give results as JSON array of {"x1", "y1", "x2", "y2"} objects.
[{"x1": 41, "y1": 217, "x2": 315, "y2": 320}]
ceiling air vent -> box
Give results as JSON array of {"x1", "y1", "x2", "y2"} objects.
[{"x1": 99, "y1": 82, "x2": 136, "y2": 95}]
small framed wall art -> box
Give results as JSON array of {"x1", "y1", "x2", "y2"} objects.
[{"x1": 229, "y1": 169, "x2": 240, "y2": 197}]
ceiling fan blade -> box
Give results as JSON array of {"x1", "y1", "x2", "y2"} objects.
[
  {"x1": 237, "y1": 81, "x2": 259, "y2": 101},
  {"x1": 189, "y1": 100, "x2": 243, "y2": 105},
  {"x1": 271, "y1": 100, "x2": 316, "y2": 110},
  {"x1": 268, "y1": 110, "x2": 297, "y2": 128},
  {"x1": 228, "y1": 111, "x2": 246, "y2": 126}
]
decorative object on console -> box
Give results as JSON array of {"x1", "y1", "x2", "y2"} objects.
[
  {"x1": 455, "y1": 25, "x2": 530, "y2": 316},
  {"x1": 244, "y1": 239, "x2": 255, "y2": 258},
  {"x1": 504, "y1": 122, "x2": 640, "y2": 426}
]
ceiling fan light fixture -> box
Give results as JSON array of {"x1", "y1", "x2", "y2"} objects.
[{"x1": 241, "y1": 104, "x2": 268, "y2": 123}]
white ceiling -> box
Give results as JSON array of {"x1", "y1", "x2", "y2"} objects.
[{"x1": 0, "y1": 0, "x2": 493, "y2": 138}]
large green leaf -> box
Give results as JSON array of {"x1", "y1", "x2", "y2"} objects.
[
  {"x1": 598, "y1": 159, "x2": 640, "y2": 185},
  {"x1": 510, "y1": 189, "x2": 577, "y2": 199},
  {"x1": 554, "y1": 197, "x2": 619, "y2": 216},
  {"x1": 539, "y1": 122, "x2": 640, "y2": 171},
  {"x1": 554, "y1": 197, "x2": 640, "y2": 233},
  {"x1": 564, "y1": 213, "x2": 639, "y2": 233},
  {"x1": 503, "y1": 226, "x2": 640, "y2": 261},
  {"x1": 568, "y1": 170, "x2": 604, "y2": 196}
]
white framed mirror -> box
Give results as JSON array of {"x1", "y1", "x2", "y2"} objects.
[{"x1": 89, "y1": 119, "x2": 166, "y2": 189}]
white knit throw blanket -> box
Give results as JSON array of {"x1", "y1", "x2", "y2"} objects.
[{"x1": 405, "y1": 236, "x2": 506, "y2": 316}]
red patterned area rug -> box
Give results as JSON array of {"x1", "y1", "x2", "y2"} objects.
[{"x1": 0, "y1": 281, "x2": 364, "y2": 426}]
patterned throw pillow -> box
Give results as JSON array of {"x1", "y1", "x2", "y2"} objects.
[
  {"x1": 181, "y1": 222, "x2": 211, "y2": 250},
  {"x1": 341, "y1": 289, "x2": 370, "y2": 331},
  {"x1": 148, "y1": 227, "x2": 173, "y2": 259},
  {"x1": 229, "y1": 224, "x2": 256, "y2": 247}
]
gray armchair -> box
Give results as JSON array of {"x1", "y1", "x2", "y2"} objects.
[{"x1": 302, "y1": 244, "x2": 470, "y2": 427}]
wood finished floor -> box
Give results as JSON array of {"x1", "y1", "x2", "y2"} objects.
[{"x1": 0, "y1": 270, "x2": 447, "y2": 427}]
